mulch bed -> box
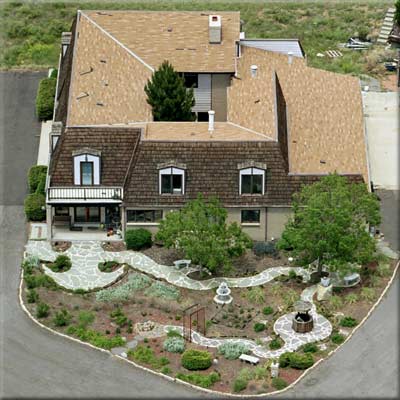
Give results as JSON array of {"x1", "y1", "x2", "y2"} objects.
[
  {"x1": 101, "y1": 241, "x2": 126, "y2": 252},
  {"x1": 51, "y1": 241, "x2": 71, "y2": 252}
]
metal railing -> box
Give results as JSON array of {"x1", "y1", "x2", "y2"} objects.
[{"x1": 48, "y1": 186, "x2": 123, "y2": 201}]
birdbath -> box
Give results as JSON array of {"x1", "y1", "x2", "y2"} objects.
[
  {"x1": 213, "y1": 282, "x2": 233, "y2": 305},
  {"x1": 292, "y1": 300, "x2": 314, "y2": 333}
]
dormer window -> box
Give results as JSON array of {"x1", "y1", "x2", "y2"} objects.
[
  {"x1": 73, "y1": 150, "x2": 101, "y2": 185},
  {"x1": 159, "y1": 167, "x2": 185, "y2": 195},
  {"x1": 240, "y1": 167, "x2": 265, "y2": 195}
]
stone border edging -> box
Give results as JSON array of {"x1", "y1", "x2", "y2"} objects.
[{"x1": 18, "y1": 255, "x2": 399, "y2": 398}]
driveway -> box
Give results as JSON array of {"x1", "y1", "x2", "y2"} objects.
[
  {"x1": 363, "y1": 91, "x2": 399, "y2": 190},
  {"x1": 0, "y1": 71, "x2": 398, "y2": 398}
]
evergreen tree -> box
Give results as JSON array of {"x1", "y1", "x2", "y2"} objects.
[
  {"x1": 395, "y1": 0, "x2": 400, "y2": 26},
  {"x1": 144, "y1": 61, "x2": 195, "y2": 121}
]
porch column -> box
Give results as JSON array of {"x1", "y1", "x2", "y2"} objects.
[
  {"x1": 120, "y1": 206, "x2": 126, "y2": 239},
  {"x1": 46, "y1": 205, "x2": 52, "y2": 241}
]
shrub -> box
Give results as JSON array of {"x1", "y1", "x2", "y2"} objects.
[
  {"x1": 272, "y1": 377, "x2": 288, "y2": 390},
  {"x1": 27, "y1": 289, "x2": 39, "y2": 303},
  {"x1": 254, "y1": 322, "x2": 266, "y2": 332},
  {"x1": 340, "y1": 316, "x2": 358, "y2": 327},
  {"x1": 176, "y1": 372, "x2": 220, "y2": 388},
  {"x1": 218, "y1": 342, "x2": 250, "y2": 360},
  {"x1": 161, "y1": 366, "x2": 171, "y2": 374},
  {"x1": 302, "y1": 342, "x2": 318, "y2": 353},
  {"x1": 269, "y1": 337, "x2": 283, "y2": 350},
  {"x1": 53, "y1": 309, "x2": 72, "y2": 327},
  {"x1": 36, "y1": 77, "x2": 56, "y2": 120},
  {"x1": 166, "y1": 328, "x2": 183, "y2": 338},
  {"x1": 129, "y1": 345, "x2": 167, "y2": 369},
  {"x1": 50, "y1": 254, "x2": 72, "y2": 272},
  {"x1": 246, "y1": 287, "x2": 265, "y2": 304},
  {"x1": 98, "y1": 261, "x2": 119, "y2": 272},
  {"x1": 376, "y1": 263, "x2": 391, "y2": 277},
  {"x1": 78, "y1": 310, "x2": 95, "y2": 329},
  {"x1": 262, "y1": 306, "x2": 273, "y2": 315},
  {"x1": 181, "y1": 349, "x2": 212, "y2": 370},
  {"x1": 328, "y1": 295, "x2": 343, "y2": 310},
  {"x1": 279, "y1": 352, "x2": 314, "y2": 369},
  {"x1": 36, "y1": 302, "x2": 50, "y2": 318},
  {"x1": 233, "y1": 377, "x2": 248, "y2": 393},
  {"x1": 125, "y1": 228, "x2": 152, "y2": 250},
  {"x1": 331, "y1": 332, "x2": 345, "y2": 344},
  {"x1": 66, "y1": 326, "x2": 124, "y2": 349},
  {"x1": 163, "y1": 337, "x2": 185, "y2": 353},
  {"x1": 24, "y1": 193, "x2": 45, "y2": 221},
  {"x1": 110, "y1": 308, "x2": 128, "y2": 327},
  {"x1": 288, "y1": 269, "x2": 297, "y2": 280},
  {"x1": 145, "y1": 281, "x2": 180, "y2": 300},
  {"x1": 28, "y1": 165, "x2": 47, "y2": 194},
  {"x1": 361, "y1": 287, "x2": 375, "y2": 302},
  {"x1": 253, "y1": 241, "x2": 277, "y2": 257},
  {"x1": 345, "y1": 293, "x2": 359, "y2": 304}
]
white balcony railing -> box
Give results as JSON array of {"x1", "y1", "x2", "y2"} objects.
[{"x1": 47, "y1": 186, "x2": 123, "y2": 203}]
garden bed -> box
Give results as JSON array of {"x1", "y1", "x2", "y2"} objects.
[{"x1": 21, "y1": 253, "x2": 397, "y2": 394}]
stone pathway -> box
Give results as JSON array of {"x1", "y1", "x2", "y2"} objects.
[{"x1": 25, "y1": 240, "x2": 308, "y2": 291}]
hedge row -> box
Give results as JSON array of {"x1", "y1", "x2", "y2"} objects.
[{"x1": 36, "y1": 77, "x2": 56, "y2": 120}]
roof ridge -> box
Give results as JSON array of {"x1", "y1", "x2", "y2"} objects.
[
  {"x1": 226, "y1": 121, "x2": 275, "y2": 141},
  {"x1": 79, "y1": 10, "x2": 155, "y2": 72}
]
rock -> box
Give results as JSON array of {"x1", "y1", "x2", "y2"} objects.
[
  {"x1": 318, "y1": 343, "x2": 327, "y2": 351},
  {"x1": 317, "y1": 283, "x2": 333, "y2": 301},
  {"x1": 111, "y1": 346, "x2": 127, "y2": 355},
  {"x1": 120, "y1": 352, "x2": 128, "y2": 358},
  {"x1": 127, "y1": 340, "x2": 138, "y2": 349},
  {"x1": 213, "y1": 358, "x2": 218, "y2": 365},
  {"x1": 317, "y1": 53, "x2": 325, "y2": 57},
  {"x1": 339, "y1": 328, "x2": 350, "y2": 337}
]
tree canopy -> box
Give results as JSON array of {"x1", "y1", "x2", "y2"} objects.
[
  {"x1": 277, "y1": 173, "x2": 381, "y2": 276},
  {"x1": 155, "y1": 194, "x2": 253, "y2": 274},
  {"x1": 395, "y1": 0, "x2": 400, "y2": 26},
  {"x1": 144, "y1": 60, "x2": 195, "y2": 121}
]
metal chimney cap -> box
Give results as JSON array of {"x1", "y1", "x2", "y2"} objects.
[{"x1": 250, "y1": 64, "x2": 258, "y2": 71}]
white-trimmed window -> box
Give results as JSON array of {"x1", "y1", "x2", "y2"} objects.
[
  {"x1": 159, "y1": 167, "x2": 185, "y2": 195},
  {"x1": 74, "y1": 154, "x2": 100, "y2": 185},
  {"x1": 239, "y1": 167, "x2": 265, "y2": 195}
]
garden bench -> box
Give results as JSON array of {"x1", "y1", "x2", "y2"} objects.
[
  {"x1": 173, "y1": 259, "x2": 191, "y2": 269},
  {"x1": 239, "y1": 354, "x2": 259, "y2": 365}
]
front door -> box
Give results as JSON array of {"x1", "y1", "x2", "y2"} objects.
[{"x1": 75, "y1": 206, "x2": 101, "y2": 223}]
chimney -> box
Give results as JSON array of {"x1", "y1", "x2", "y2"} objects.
[
  {"x1": 250, "y1": 65, "x2": 258, "y2": 78},
  {"x1": 288, "y1": 51, "x2": 293, "y2": 65},
  {"x1": 50, "y1": 121, "x2": 63, "y2": 152},
  {"x1": 61, "y1": 32, "x2": 72, "y2": 57},
  {"x1": 208, "y1": 110, "x2": 215, "y2": 132},
  {"x1": 209, "y1": 15, "x2": 221, "y2": 44}
]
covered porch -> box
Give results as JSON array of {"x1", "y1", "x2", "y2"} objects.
[{"x1": 52, "y1": 225, "x2": 122, "y2": 241}]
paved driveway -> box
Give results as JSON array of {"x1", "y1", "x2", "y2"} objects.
[
  {"x1": 363, "y1": 91, "x2": 399, "y2": 190},
  {"x1": 0, "y1": 71, "x2": 398, "y2": 398}
]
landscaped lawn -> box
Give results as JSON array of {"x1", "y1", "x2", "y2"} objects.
[
  {"x1": 21, "y1": 243, "x2": 397, "y2": 394},
  {"x1": 0, "y1": 1, "x2": 394, "y2": 81}
]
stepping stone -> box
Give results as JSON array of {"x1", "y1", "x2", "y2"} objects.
[
  {"x1": 111, "y1": 346, "x2": 128, "y2": 355},
  {"x1": 126, "y1": 340, "x2": 138, "y2": 349}
]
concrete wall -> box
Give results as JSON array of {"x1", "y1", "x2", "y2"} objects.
[
  {"x1": 211, "y1": 74, "x2": 231, "y2": 121},
  {"x1": 266, "y1": 207, "x2": 292, "y2": 240},
  {"x1": 226, "y1": 207, "x2": 266, "y2": 241}
]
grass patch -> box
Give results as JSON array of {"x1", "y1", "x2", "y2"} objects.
[{"x1": 176, "y1": 371, "x2": 220, "y2": 388}]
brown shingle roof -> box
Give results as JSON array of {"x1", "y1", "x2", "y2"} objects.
[
  {"x1": 50, "y1": 127, "x2": 141, "y2": 187},
  {"x1": 123, "y1": 140, "x2": 363, "y2": 207},
  {"x1": 228, "y1": 46, "x2": 368, "y2": 182},
  {"x1": 84, "y1": 10, "x2": 240, "y2": 73}
]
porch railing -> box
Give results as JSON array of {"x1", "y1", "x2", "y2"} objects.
[{"x1": 47, "y1": 186, "x2": 123, "y2": 202}]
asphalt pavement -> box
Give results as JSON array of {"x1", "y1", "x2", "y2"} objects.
[{"x1": 0, "y1": 71, "x2": 398, "y2": 399}]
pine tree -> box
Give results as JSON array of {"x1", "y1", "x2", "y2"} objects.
[
  {"x1": 144, "y1": 60, "x2": 195, "y2": 121},
  {"x1": 395, "y1": 0, "x2": 400, "y2": 26}
]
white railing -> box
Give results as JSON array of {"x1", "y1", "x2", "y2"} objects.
[{"x1": 48, "y1": 186, "x2": 123, "y2": 202}]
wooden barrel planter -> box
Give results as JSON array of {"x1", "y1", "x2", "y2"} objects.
[{"x1": 292, "y1": 300, "x2": 314, "y2": 333}]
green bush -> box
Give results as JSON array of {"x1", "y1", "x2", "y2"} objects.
[
  {"x1": 110, "y1": 308, "x2": 128, "y2": 327},
  {"x1": 272, "y1": 377, "x2": 288, "y2": 390},
  {"x1": 176, "y1": 372, "x2": 220, "y2": 388},
  {"x1": 50, "y1": 68, "x2": 58, "y2": 78},
  {"x1": 253, "y1": 322, "x2": 266, "y2": 332},
  {"x1": 98, "y1": 261, "x2": 119, "y2": 272},
  {"x1": 66, "y1": 326, "x2": 124, "y2": 350},
  {"x1": 129, "y1": 345, "x2": 167, "y2": 369},
  {"x1": 166, "y1": 328, "x2": 183, "y2": 338},
  {"x1": 246, "y1": 287, "x2": 265, "y2": 304},
  {"x1": 279, "y1": 352, "x2": 314, "y2": 369},
  {"x1": 340, "y1": 316, "x2": 358, "y2": 327},
  {"x1": 78, "y1": 310, "x2": 95, "y2": 329},
  {"x1": 218, "y1": 342, "x2": 250, "y2": 360},
  {"x1": 361, "y1": 287, "x2": 376, "y2": 301},
  {"x1": 161, "y1": 366, "x2": 171, "y2": 374},
  {"x1": 302, "y1": 342, "x2": 318, "y2": 353},
  {"x1": 50, "y1": 254, "x2": 72, "y2": 272},
  {"x1": 36, "y1": 77, "x2": 56, "y2": 120},
  {"x1": 24, "y1": 193, "x2": 46, "y2": 221},
  {"x1": 233, "y1": 377, "x2": 248, "y2": 392},
  {"x1": 262, "y1": 306, "x2": 274, "y2": 315},
  {"x1": 253, "y1": 241, "x2": 277, "y2": 257},
  {"x1": 331, "y1": 332, "x2": 345, "y2": 344},
  {"x1": 125, "y1": 228, "x2": 152, "y2": 250},
  {"x1": 28, "y1": 165, "x2": 47, "y2": 194},
  {"x1": 53, "y1": 309, "x2": 72, "y2": 327},
  {"x1": 163, "y1": 337, "x2": 185, "y2": 353},
  {"x1": 27, "y1": 289, "x2": 39, "y2": 303},
  {"x1": 181, "y1": 349, "x2": 212, "y2": 370},
  {"x1": 269, "y1": 337, "x2": 283, "y2": 350},
  {"x1": 36, "y1": 302, "x2": 50, "y2": 318},
  {"x1": 24, "y1": 273, "x2": 58, "y2": 290}
]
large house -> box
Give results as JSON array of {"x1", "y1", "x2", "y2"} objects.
[{"x1": 47, "y1": 10, "x2": 369, "y2": 242}]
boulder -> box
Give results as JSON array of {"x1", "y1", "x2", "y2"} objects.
[{"x1": 317, "y1": 283, "x2": 333, "y2": 301}]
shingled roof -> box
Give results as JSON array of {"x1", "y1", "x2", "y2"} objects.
[{"x1": 50, "y1": 127, "x2": 141, "y2": 187}]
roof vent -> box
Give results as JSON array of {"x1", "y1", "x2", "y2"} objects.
[
  {"x1": 208, "y1": 110, "x2": 215, "y2": 133},
  {"x1": 288, "y1": 51, "x2": 293, "y2": 65},
  {"x1": 209, "y1": 15, "x2": 221, "y2": 44},
  {"x1": 250, "y1": 65, "x2": 258, "y2": 78}
]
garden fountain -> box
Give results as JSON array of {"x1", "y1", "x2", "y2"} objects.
[
  {"x1": 213, "y1": 282, "x2": 233, "y2": 305},
  {"x1": 292, "y1": 300, "x2": 314, "y2": 333}
]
